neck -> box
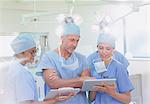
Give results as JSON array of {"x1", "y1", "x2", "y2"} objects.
[
  {"x1": 59, "y1": 46, "x2": 71, "y2": 59},
  {"x1": 104, "y1": 56, "x2": 112, "y2": 65}
]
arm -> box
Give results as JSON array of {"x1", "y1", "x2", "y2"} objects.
[
  {"x1": 104, "y1": 84, "x2": 131, "y2": 104},
  {"x1": 20, "y1": 93, "x2": 75, "y2": 104},
  {"x1": 43, "y1": 68, "x2": 91, "y2": 89},
  {"x1": 110, "y1": 91, "x2": 131, "y2": 104},
  {"x1": 92, "y1": 84, "x2": 131, "y2": 104},
  {"x1": 20, "y1": 99, "x2": 57, "y2": 104}
]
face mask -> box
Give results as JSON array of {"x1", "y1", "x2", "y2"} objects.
[
  {"x1": 60, "y1": 53, "x2": 79, "y2": 70},
  {"x1": 94, "y1": 61, "x2": 107, "y2": 73},
  {"x1": 61, "y1": 58, "x2": 79, "y2": 70}
]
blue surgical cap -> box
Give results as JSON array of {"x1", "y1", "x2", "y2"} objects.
[
  {"x1": 63, "y1": 23, "x2": 80, "y2": 36},
  {"x1": 97, "y1": 33, "x2": 116, "y2": 48},
  {"x1": 11, "y1": 33, "x2": 36, "y2": 54}
]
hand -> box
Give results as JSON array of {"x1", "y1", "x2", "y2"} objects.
[
  {"x1": 103, "y1": 84, "x2": 116, "y2": 96},
  {"x1": 55, "y1": 92, "x2": 75, "y2": 102},
  {"x1": 48, "y1": 69, "x2": 59, "y2": 80},
  {"x1": 92, "y1": 84, "x2": 116, "y2": 95}
]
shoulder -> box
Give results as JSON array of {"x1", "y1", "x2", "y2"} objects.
[
  {"x1": 8, "y1": 62, "x2": 28, "y2": 80},
  {"x1": 113, "y1": 51, "x2": 125, "y2": 59},
  {"x1": 87, "y1": 51, "x2": 98, "y2": 59},
  {"x1": 87, "y1": 51, "x2": 100, "y2": 63},
  {"x1": 74, "y1": 52, "x2": 86, "y2": 59},
  {"x1": 111, "y1": 59, "x2": 127, "y2": 72},
  {"x1": 111, "y1": 59, "x2": 124, "y2": 67}
]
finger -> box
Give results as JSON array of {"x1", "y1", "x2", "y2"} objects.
[
  {"x1": 48, "y1": 76, "x2": 58, "y2": 80},
  {"x1": 48, "y1": 72, "x2": 57, "y2": 76},
  {"x1": 98, "y1": 86, "x2": 107, "y2": 92},
  {"x1": 91, "y1": 86, "x2": 99, "y2": 91},
  {"x1": 58, "y1": 95, "x2": 71, "y2": 101},
  {"x1": 68, "y1": 92, "x2": 76, "y2": 96}
]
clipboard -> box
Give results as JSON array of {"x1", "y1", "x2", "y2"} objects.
[
  {"x1": 81, "y1": 79, "x2": 116, "y2": 91},
  {"x1": 45, "y1": 87, "x2": 81, "y2": 99}
]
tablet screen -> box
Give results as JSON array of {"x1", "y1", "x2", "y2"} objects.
[{"x1": 81, "y1": 79, "x2": 116, "y2": 91}]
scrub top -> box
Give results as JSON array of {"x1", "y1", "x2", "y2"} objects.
[
  {"x1": 113, "y1": 51, "x2": 129, "y2": 68},
  {"x1": 87, "y1": 55, "x2": 134, "y2": 104},
  {"x1": 6, "y1": 60, "x2": 38, "y2": 104},
  {"x1": 38, "y1": 51, "x2": 89, "y2": 104}
]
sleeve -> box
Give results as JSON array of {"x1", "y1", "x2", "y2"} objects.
[
  {"x1": 116, "y1": 65, "x2": 134, "y2": 93},
  {"x1": 15, "y1": 72, "x2": 36, "y2": 102},
  {"x1": 81, "y1": 55, "x2": 89, "y2": 71},
  {"x1": 37, "y1": 53, "x2": 56, "y2": 72},
  {"x1": 87, "y1": 55, "x2": 93, "y2": 70},
  {"x1": 114, "y1": 51, "x2": 129, "y2": 68}
]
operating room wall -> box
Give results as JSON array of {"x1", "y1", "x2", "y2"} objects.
[
  {"x1": 128, "y1": 60, "x2": 150, "y2": 104},
  {"x1": 0, "y1": 3, "x2": 150, "y2": 104}
]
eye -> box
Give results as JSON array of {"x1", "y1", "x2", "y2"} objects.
[
  {"x1": 106, "y1": 47, "x2": 112, "y2": 51},
  {"x1": 98, "y1": 46, "x2": 103, "y2": 50}
]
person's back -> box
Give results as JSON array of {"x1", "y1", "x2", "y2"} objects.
[
  {"x1": 6, "y1": 60, "x2": 37, "y2": 104},
  {"x1": 6, "y1": 33, "x2": 74, "y2": 104}
]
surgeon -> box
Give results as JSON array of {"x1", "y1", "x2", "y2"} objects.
[
  {"x1": 38, "y1": 17, "x2": 91, "y2": 104},
  {"x1": 87, "y1": 33, "x2": 134, "y2": 104},
  {"x1": 88, "y1": 32, "x2": 129, "y2": 69},
  {"x1": 6, "y1": 34, "x2": 74, "y2": 104}
]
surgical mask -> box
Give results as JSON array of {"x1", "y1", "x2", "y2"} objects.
[
  {"x1": 93, "y1": 60, "x2": 107, "y2": 73},
  {"x1": 59, "y1": 48, "x2": 79, "y2": 70}
]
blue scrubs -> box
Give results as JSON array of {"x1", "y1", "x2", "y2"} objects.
[
  {"x1": 113, "y1": 51, "x2": 129, "y2": 68},
  {"x1": 38, "y1": 51, "x2": 89, "y2": 104},
  {"x1": 87, "y1": 53, "x2": 134, "y2": 104},
  {"x1": 6, "y1": 60, "x2": 38, "y2": 104}
]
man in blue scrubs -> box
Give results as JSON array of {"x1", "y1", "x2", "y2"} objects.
[
  {"x1": 38, "y1": 18, "x2": 91, "y2": 104},
  {"x1": 6, "y1": 34, "x2": 73, "y2": 104},
  {"x1": 87, "y1": 33, "x2": 134, "y2": 104}
]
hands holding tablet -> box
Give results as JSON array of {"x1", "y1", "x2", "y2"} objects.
[
  {"x1": 91, "y1": 83, "x2": 116, "y2": 95},
  {"x1": 44, "y1": 91, "x2": 75, "y2": 103},
  {"x1": 81, "y1": 79, "x2": 116, "y2": 91},
  {"x1": 45, "y1": 87, "x2": 80, "y2": 100}
]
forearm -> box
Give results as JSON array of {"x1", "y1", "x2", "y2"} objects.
[
  {"x1": 110, "y1": 92, "x2": 131, "y2": 104},
  {"x1": 20, "y1": 99, "x2": 57, "y2": 104},
  {"x1": 45, "y1": 69, "x2": 90, "y2": 89},
  {"x1": 47, "y1": 78, "x2": 83, "y2": 89}
]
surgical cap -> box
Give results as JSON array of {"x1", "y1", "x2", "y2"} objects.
[
  {"x1": 63, "y1": 23, "x2": 80, "y2": 36},
  {"x1": 97, "y1": 33, "x2": 116, "y2": 48},
  {"x1": 11, "y1": 33, "x2": 36, "y2": 54}
]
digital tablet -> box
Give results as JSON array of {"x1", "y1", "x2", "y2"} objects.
[
  {"x1": 81, "y1": 79, "x2": 116, "y2": 91},
  {"x1": 45, "y1": 87, "x2": 81, "y2": 99}
]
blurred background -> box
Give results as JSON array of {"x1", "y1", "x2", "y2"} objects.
[{"x1": 0, "y1": 0, "x2": 150, "y2": 104}]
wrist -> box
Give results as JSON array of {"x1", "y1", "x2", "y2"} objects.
[
  {"x1": 110, "y1": 91, "x2": 118, "y2": 98},
  {"x1": 43, "y1": 98, "x2": 57, "y2": 104}
]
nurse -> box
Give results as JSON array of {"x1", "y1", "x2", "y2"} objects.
[
  {"x1": 6, "y1": 34, "x2": 73, "y2": 104},
  {"x1": 38, "y1": 17, "x2": 91, "y2": 104},
  {"x1": 88, "y1": 33, "x2": 134, "y2": 104},
  {"x1": 87, "y1": 32, "x2": 129, "y2": 69}
]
